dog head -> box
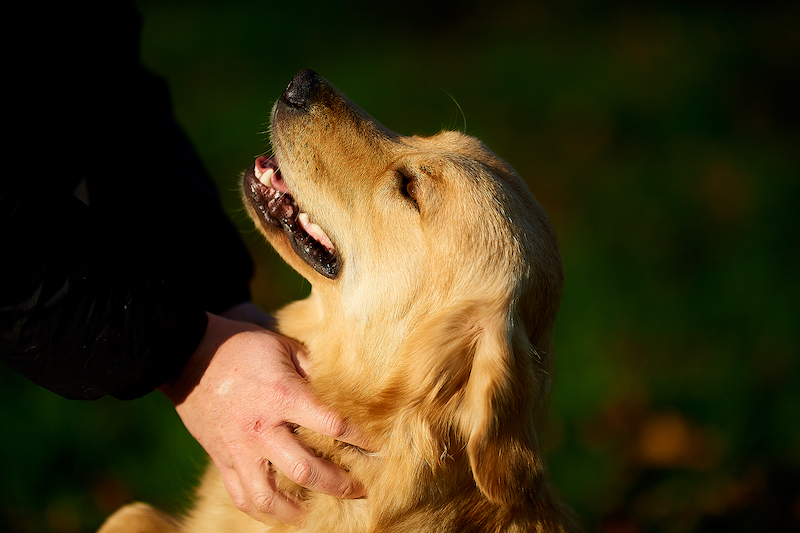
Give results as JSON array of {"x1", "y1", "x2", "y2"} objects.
[{"x1": 243, "y1": 70, "x2": 564, "y2": 509}]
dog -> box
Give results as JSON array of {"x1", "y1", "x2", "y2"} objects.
[{"x1": 99, "y1": 69, "x2": 576, "y2": 532}]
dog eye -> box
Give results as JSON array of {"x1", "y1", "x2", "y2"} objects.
[{"x1": 398, "y1": 172, "x2": 419, "y2": 209}]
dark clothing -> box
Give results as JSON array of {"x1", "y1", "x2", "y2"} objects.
[{"x1": 1, "y1": 3, "x2": 253, "y2": 399}]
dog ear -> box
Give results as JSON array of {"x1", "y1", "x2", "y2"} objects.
[{"x1": 460, "y1": 312, "x2": 553, "y2": 506}]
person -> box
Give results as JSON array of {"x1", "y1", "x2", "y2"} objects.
[{"x1": 1, "y1": 2, "x2": 366, "y2": 526}]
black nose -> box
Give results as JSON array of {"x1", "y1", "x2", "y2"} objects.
[{"x1": 281, "y1": 69, "x2": 324, "y2": 109}]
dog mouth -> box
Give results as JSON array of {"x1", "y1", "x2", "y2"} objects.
[{"x1": 244, "y1": 156, "x2": 340, "y2": 279}]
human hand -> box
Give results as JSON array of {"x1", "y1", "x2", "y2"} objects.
[{"x1": 159, "y1": 313, "x2": 368, "y2": 525}]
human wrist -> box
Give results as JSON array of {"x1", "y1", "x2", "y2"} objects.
[{"x1": 220, "y1": 301, "x2": 276, "y2": 330}]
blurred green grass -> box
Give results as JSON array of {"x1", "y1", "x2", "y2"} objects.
[{"x1": 2, "y1": 1, "x2": 798, "y2": 531}]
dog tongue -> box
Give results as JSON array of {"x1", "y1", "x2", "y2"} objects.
[
  {"x1": 270, "y1": 168, "x2": 290, "y2": 194},
  {"x1": 298, "y1": 212, "x2": 335, "y2": 253}
]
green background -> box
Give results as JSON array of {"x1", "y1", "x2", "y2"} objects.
[{"x1": 2, "y1": 1, "x2": 798, "y2": 531}]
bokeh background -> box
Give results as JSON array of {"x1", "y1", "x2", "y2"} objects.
[{"x1": 2, "y1": 1, "x2": 798, "y2": 531}]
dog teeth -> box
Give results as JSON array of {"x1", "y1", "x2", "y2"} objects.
[
  {"x1": 298, "y1": 212, "x2": 335, "y2": 253},
  {"x1": 255, "y1": 166, "x2": 274, "y2": 188}
]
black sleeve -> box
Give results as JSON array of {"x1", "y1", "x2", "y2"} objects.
[
  {"x1": 80, "y1": 64, "x2": 255, "y2": 318},
  {"x1": 2, "y1": 1, "x2": 255, "y2": 400},
  {"x1": 0, "y1": 191, "x2": 208, "y2": 400}
]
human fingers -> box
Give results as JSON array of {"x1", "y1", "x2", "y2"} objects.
[
  {"x1": 218, "y1": 460, "x2": 307, "y2": 526},
  {"x1": 286, "y1": 391, "x2": 372, "y2": 450},
  {"x1": 266, "y1": 424, "x2": 366, "y2": 499},
  {"x1": 277, "y1": 372, "x2": 373, "y2": 452}
]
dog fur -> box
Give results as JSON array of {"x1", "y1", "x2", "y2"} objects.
[{"x1": 99, "y1": 70, "x2": 576, "y2": 533}]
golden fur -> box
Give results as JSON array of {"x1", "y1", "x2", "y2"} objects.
[{"x1": 99, "y1": 70, "x2": 576, "y2": 532}]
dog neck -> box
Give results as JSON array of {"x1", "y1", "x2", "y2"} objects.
[{"x1": 274, "y1": 288, "x2": 575, "y2": 532}]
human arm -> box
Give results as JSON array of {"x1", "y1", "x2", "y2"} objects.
[
  {"x1": 0, "y1": 191, "x2": 367, "y2": 527},
  {"x1": 0, "y1": 190, "x2": 207, "y2": 400},
  {"x1": 4, "y1": 6, "x2": 366, "y2": 520}
]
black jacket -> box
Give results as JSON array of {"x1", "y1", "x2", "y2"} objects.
[{"x1": 1, "y1": 3, "x2": 253, "y2": 400}]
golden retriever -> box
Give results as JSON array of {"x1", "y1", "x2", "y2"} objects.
[{"x1": 99, "y1": 69, "x2": 576, "y2": 532}]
